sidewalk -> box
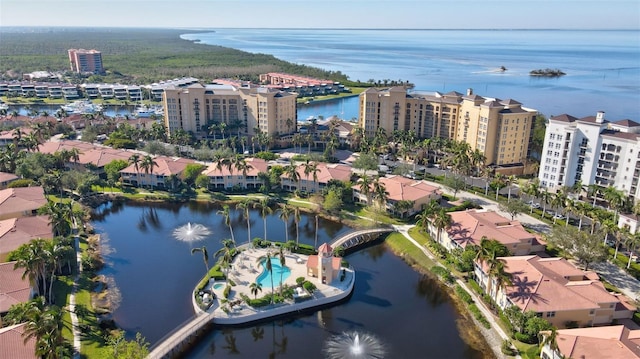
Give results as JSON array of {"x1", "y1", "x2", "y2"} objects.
[
  {"x1": 393, "y1": 224, "x2": 518, "y2": 359},
  {"x1": 422, "y1": 180, "x2": 640, "y2": 302}
]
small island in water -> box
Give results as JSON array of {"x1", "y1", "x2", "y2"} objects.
[{"x1": 529, "y1": 68, "x2": 566, "y2": 77}]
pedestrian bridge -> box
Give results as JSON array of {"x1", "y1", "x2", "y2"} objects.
[{"x1": 330, "y1": 227, "x2": 395, "y2": 251}]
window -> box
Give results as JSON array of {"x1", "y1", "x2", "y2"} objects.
[{"x1": 546, "y1": 311, "x2": 556, "y2": 318}]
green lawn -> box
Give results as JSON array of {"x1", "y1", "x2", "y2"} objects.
[{"x1": 385, "y1": 232, "x2": 437, "y2": 269}]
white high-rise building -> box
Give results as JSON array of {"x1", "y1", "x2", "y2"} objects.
[{"x1": 538, "y1": 111, "x2": 640, "y2": 199}]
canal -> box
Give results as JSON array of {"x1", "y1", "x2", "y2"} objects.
[{"x1": 92, "y1": 200, "x2": 487, "y2": 358}]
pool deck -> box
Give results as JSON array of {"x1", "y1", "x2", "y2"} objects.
[{"x1": 196, "y1": 247, "x2": 355, "y2": 325}]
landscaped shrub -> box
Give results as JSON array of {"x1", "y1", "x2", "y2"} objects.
[
  {"x1": 296, "y1": 277, "x2": 306, "y2": 285},
  {"x1": 223, "y1": 285, "x2": 231, "y2": 299},
  {"x1": 228, "y1": 279, "x2": 236, "y2": 286},
  {"x1": 430, "y1": 265, "x2": 454, "y2": 284},
  {"x1": 293, "y1": 243, "x2": 316, "y2": 255},
  {"x1": 341, "y1": 259, "x2": 349, "y2": 268},
  {"x1": 514, "y1": 332, "x2": 536, "y2": 344},
  {"x1": 303, "y1": 281, "x2": 317, "y2": 293},
  {"x1": 501, "y1": 340, "x2": 516, "y2": 355},
  {"x1": 468, "y1": 304, "x2": 491, "y2": 329},
  {"x1": 455, "y1": 285, "x2": 473, "y2": 304}
]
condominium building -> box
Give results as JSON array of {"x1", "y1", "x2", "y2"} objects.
[
  {"x1": 68, "y1": 49, "x2": 104, "y2": 74},
  {"x1": 358, "y1": 87, "x2": 537, "y2": 170},
  {"x1": 162, "y1": 83, "x2": 297, "y2": 140},
  {"x1": 537, "y1": 111, "x2": 640, "y2": 199}
]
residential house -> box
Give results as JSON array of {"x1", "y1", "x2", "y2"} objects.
[
  {"x1": 475, "y1": 255, "x2": 635, "y2": 328},
  {"x1": 0, "y1": 323, "x2": 37, "y2": 359},
  {"x1": 430, "y1": 209, "x2": 545, "y2": 254},
  {"x1": 201, "y1": 158, "x2": 269, "y2": 190},
  {"x1": 280, "y1": 162, "x2": 352, "y2": 193},
  {"x1": 540, "y1": 325, "x2": 640, "y2": 359},
  {"x1": 307, "y1": 243, "x2": 342, "y2": 285},
  {"x1": 120, "y1": 156, "x2": 195, "y2": 189},
  {"x1": 0, "y1": 262, "x2": 34, "y2": 315},
  {"x1": 0, "y1": 187, "x2": 47, "y2": 220},
  {"x1": 0, "y1": 216, "x2": 53, "y2": 261},
  {"x1": 0, "y1": 172, "x2": 18, "y2": 189},
  {"x1": 353, "y1": 175, "x2": 442, "y2": 217}
]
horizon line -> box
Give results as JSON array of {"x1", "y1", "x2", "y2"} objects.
[{"x1": 0, "y1": 25, "x2": 638, "y2": 31}]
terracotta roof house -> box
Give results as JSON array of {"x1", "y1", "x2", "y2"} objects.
[
  {"x1": 0, "y1": 261, "x2": 33, "y2": 314},
  {"x1": 0, "y1": 323, "x2": 38, "y2": 359},
  {"x1": 0, "y1": 172, "x2": 19, "y2": 189},
  {"x1": 0, "y1": 216, "x2": 53, "y2": 261},
  {"x1": 120, "y1": 156, "x2": 196, "y2": 189},
  {"x1": 475, "y1": 255, "x2": 635, "y2": 328},
  {"x1": 353, "y1": 175, "x2": 442, "y2": 217},
  {"x1": 281, "y1": 162, "x2": 352, "y2": 194},
  {"x1": 201, "y1": 158, "x2": 269, "y2": 190},
  {"x1": 540, "y1": 325, "x2": 640, "y2": 359},
  {"x1": 38, "y1": 140, "x2": 132, "y2": 176},
  {"x1": 430, "y1": 209, "x2": 545, "y2": 254},
  {"x1": 307, "y1": 243, "x2": 342, "y2": 285},
  {"x1": 0, "y1": 187, "x2": 47, "y2": 220}
]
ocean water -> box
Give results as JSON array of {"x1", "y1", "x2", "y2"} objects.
[{"x1": 181, "y1": 29, "x2": 640, "y2": 121}]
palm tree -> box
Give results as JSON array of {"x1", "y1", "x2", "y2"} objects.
[
  {"x1": 259, "y1": 197, "x2": 273, "y2": 241},
  {"x1": 250, "y1": 281, "x2": 263, "y2": 299},
  {"x1": 256, "y1": 251, "x2": 275, "y2": 304},
  {"x1": 278, "y1": 204, "x2": 292, "y2": 244},
  {"x1": 357, "y1": 175, "x2": 372, "y2": 205},
  {"x1": 432, "y1": 209, "x2": 452, "y2": 244},
  {"x1": 371, "y1": 176, "x2": 388, "y2": 212},
  {"x1": 140, "y1": 155, "x2": 158, "y2": 189},
  {"x1": 603, "y1": 187, "x2": 625, "y2": 225},
  {"x1": 540, "y1": 328, "x2": 559, "y2": 355},
  {"x1": 235, "y1": 158, "x2": 253, "y2": 188},
  {"x1": 293, "y1": 206, "x2": 301, "y2": 246},
  {"x1": 215, "y1": 239, "x2": 235, "y2": 285},
  {"x1": 128, "y1": 154, "x2": 141, "y2": 186},
  {"x1": 587, "y1": 184, "x2": 602, "y2": 206},
  {"x1": 302, "y1": 160, "x2": 319, "y2": 193},
  {"x1": 283, "y1": 164, "x2": 300, "y2": 192},
  {"x1": 505, "y1": 175, "x2": 516, "y2": 202},
  {"x1": 217, "y1": 205, "x2": 236, "y2": 245},
  {"x1": 237, "y1": 199, "x2": 256, "y2": 245},
  {"x1": 191, "y1": 246, "x2": 209, "y2": 274},
  {"x1": 540, "y1": 188, "x2": 551, "y2": 218},
  {"x1": 277, "y1": 245, "x2": 286, "y2": 295},
  {"x1": 492, "y1": 173, "x2": 505, "y2": 201}
]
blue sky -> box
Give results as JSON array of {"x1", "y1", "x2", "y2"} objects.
[{"x1": 1, "y1": 0, "x2": 639, "y2": 29}]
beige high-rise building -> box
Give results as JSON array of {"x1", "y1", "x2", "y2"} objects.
[
  {"x1": 358, "y1": 87, "x2": 537, "y2": 169},
  {"x1": 163, "y1": 83, "x2": 297, "y2": 140}
]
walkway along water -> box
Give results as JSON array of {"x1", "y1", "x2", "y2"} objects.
[{"x1": 146, "y1": 227, "x2": 393, "y2": 359}]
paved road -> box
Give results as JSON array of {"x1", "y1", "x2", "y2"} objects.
[{"x1": 421, "y1": 178, "x2": 640, "y2": 302}]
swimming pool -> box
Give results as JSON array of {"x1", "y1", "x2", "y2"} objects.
[
  {"x1": 256, "y1": 257, "x2": 291, "y2": 288},
  {"x1": 213, "y1": 283, "x2": 225, "y2": 290}
]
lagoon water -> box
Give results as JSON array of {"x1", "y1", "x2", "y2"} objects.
[
  {"x1": 93, "y1": 201, "x2": 486, "y2": 358},
  {"x1": 181, "y1": 29, "x2": 640, "y2": 121}
]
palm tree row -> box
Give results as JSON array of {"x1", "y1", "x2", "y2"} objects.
[
  {"x1": 9, "y1": 237, "x2": 75, "y2": 305},
  {"x1": 4, "y1": 297, "x2": 73, "y2": 359}
]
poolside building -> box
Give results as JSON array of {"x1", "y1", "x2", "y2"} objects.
[{"x1": 307, "y1": 243, "x2": 341, "y2": 284}]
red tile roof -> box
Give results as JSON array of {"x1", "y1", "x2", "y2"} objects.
[
  {"x1": 447, "y1": 209, "x2": 539, "y2": 249},
  {"x1": 0, "y1": 262, "x2": 32, "y2": 313},
  {"x1": 0, "y1": 187, "x2": 47, "y2": 216},
  {"x1": 0, "y1": 323, "x2": 37, "y2": 359},
  {"x1": 554, "y1": 325, "x2": 640, "y2": 359},
  {"x1": 0, "y1": 216, "x2": 53, "y2": 256},
  {"x1": 202, "y1": 158, "x2": 269, "y2": 177},
  {"x1": 500, "y1": 256, "x2": 627, "y2": 313}
]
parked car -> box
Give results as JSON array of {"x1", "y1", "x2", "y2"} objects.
[
  {"x1": 528, "y1": 200, "x2": 540, "y2": 209},
  {"x1": 553, "y1": 213, "x2": 565, "y2": 220}
]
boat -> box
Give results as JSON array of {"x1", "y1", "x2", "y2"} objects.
[
  {"x1": 60, "y1": 100, "x2": 103, "y2": 115},
  {"x1": 134, "y1": 104, "x2": 164, "y2": 118}
]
